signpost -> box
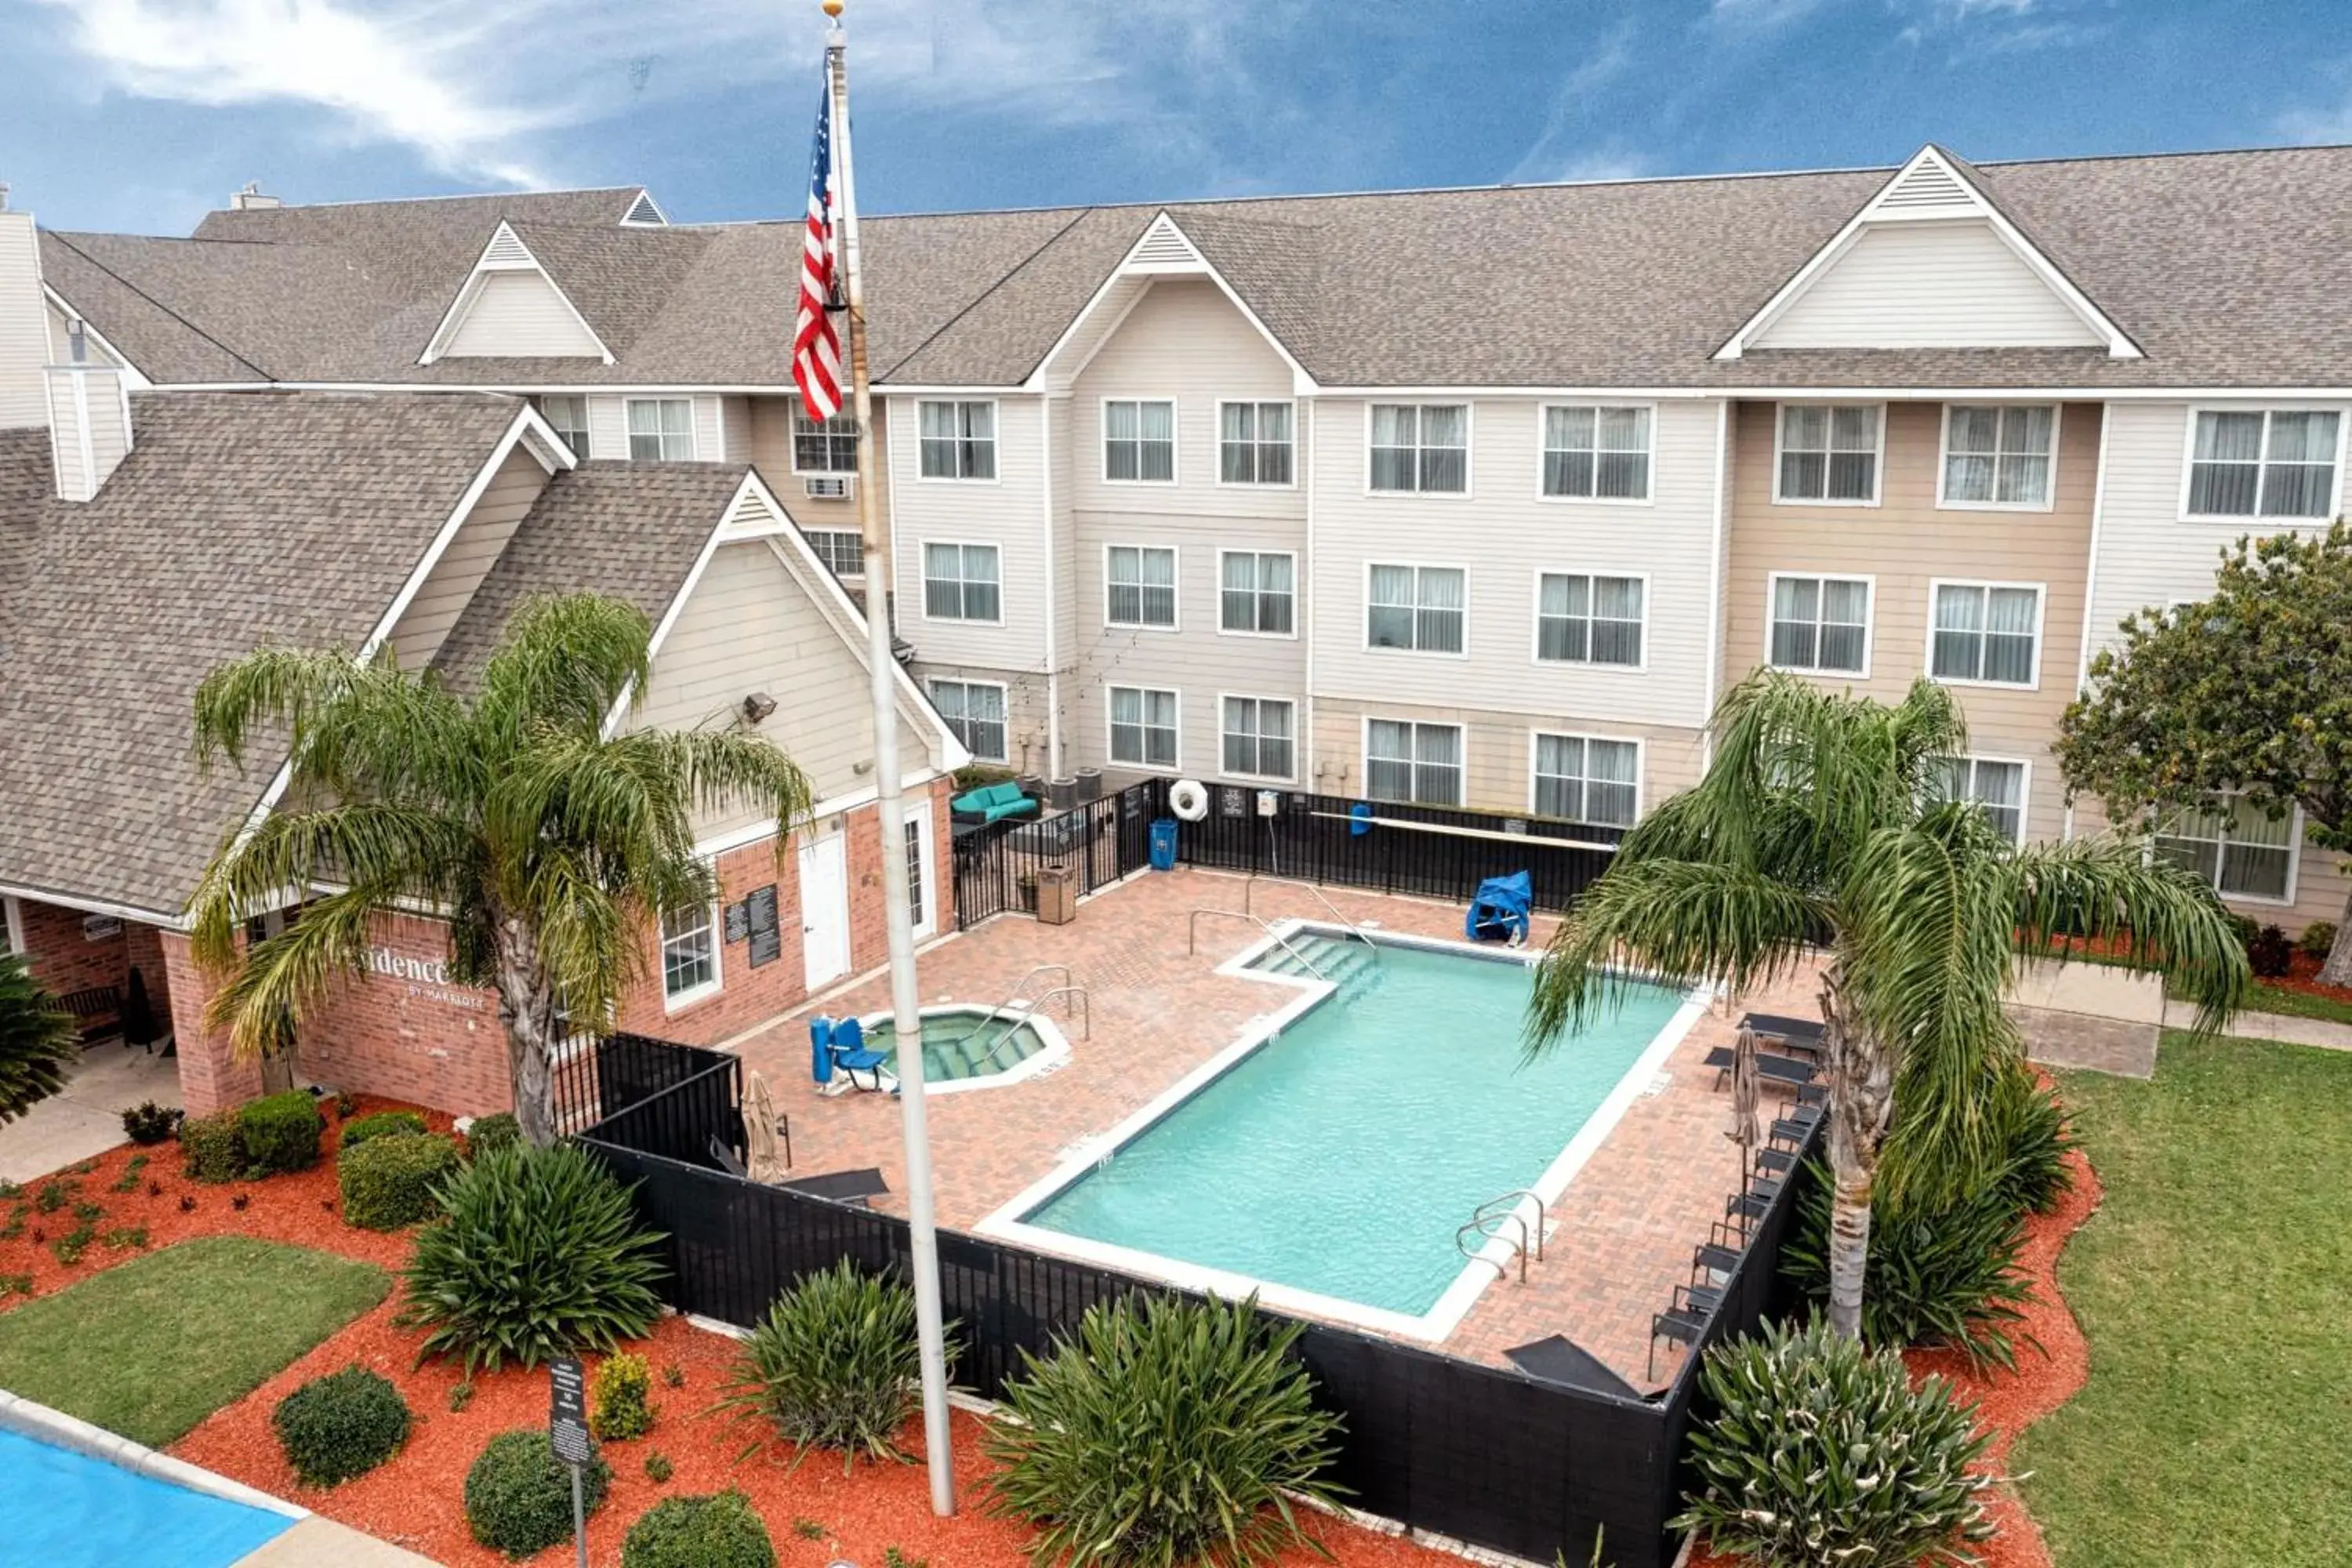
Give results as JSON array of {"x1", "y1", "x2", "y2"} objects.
[{"x1": 549, "y1": 1356, "x2": 592, "y2": 1568}]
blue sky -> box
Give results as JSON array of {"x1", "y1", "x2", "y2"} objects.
[{"x1": 6, "y1": 0, "x2": 2351, "y2": 235}]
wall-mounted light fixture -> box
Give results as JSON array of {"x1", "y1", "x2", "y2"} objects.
[{"x1": 739, "y1": 691, "x2": 778, "y2": 726}]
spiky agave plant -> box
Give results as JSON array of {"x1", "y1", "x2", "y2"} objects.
[
  {"x1": 0, "y1": 953, "x2": 76, "y2": 1124},
  {"x1": 713, "y1": 1260, "x2": 941, "y2": 1471}
]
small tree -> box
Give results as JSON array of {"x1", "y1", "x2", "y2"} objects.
[
  {"x1": 2057, "y1": 521, "x2": 2352, "y2": 984},
  {"x1": 0, "y1": 953, "x2": 78, "y2": 1123}
]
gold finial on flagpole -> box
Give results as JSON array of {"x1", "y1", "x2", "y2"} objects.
[{"x1": 821, "y1": 0, "x2": 842, "y2": 15}]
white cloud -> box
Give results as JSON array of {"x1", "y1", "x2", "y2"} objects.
[
  {"x1": 1506, "y1": 20, "x2": 1645, "y2": 184},
  {"x1": 2279, "y1": 59, "x2": 2352, "y2": 145}
]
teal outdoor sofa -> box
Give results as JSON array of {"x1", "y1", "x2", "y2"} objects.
[{"x1": 952, "y1": 780, "x2": 1039, "y2": 825}]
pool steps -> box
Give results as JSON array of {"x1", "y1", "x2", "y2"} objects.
[{"x1": 1249, "y1": 932, "x2": 1388, "y2": 1005}]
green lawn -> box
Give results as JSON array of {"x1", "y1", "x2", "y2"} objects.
[
  {"x1": 0, "y1": 1236, "x2": 387, "y2": 1448},
  {"x1": 2241, "y1": 978, "x2": 2352, "y2": 1027},
  {"x1": 2020, "y1": 1033, "x2": 2352, "y2": 1567}
]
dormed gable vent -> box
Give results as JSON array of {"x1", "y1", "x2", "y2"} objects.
[
  {"x1": 1874, "y1": 157, "x2": 1973, "y2": 215},
  {"x1": 480, "y1": 223, "x2": 536, "y2": 268},
  {"x1": 619, "y1": 191, "x2": 668, "y2": 227},
  {"x1": 1127, "y1": 213, "x2": 1204, "y2": 272}
]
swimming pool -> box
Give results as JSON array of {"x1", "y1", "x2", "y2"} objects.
[
  {"x1": 986, "y1": 925, "x2": 1705, "y2": 1338},
  {"x1": 0, "y1": 1426, "x2": 297, "y2": 1566}
]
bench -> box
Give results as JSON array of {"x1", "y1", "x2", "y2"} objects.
[{"x1": 58, "y1": 985, "x2": 121, "y2": 1043}]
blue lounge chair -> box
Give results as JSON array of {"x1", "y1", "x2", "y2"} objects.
[{"x1": 830, "y1": 1016, "x2": 890, "y2": 1092}]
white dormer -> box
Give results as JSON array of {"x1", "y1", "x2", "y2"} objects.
[
  {"x1": 1717, "y1": 145, "x2": 2140, "y2": 360},
  {"x1": 419, "y1": 221, "x2": 615, "y2": 364}
]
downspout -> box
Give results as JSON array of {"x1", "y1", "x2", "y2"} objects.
[
  {"x1": 1301, "y1": 392, "x2": 1317, "y2": 786},
  {"x1": 1040, "y1": 393, "x2": 1064, "y2": 779},
  {"x1": 1700, "y1": 398, "x2": 1731, "y2": 771},
  {"x1": 2066, "y1": 401, "x2": 2114, "y2": 842}
]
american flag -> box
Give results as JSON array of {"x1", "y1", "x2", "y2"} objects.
[{"x1": 793, "y1": 81, "x2": 844, "y2": 423}]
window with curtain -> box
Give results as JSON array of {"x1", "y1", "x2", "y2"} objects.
[
  {"x1": 1365, "y1": 720, "x2": 1463, "y2": 805},
  {"x1": 1109, "y1": 687, "x2": 1179, "y2": 768},
  {"x1": 1943, "y1": 405, "x2": 2055, "y2": 506},
  {"x1": 1931, "y1": 583, "x2": 2041, "y2": 685},
  {"x1": 792, "y1": 411, "x2": 858, "y2": 473},
  {"x1": 1105, "y1": 545, "x2": 1178, "y2": 628},
  {"x1": 927, "y1": 680, "x2": 1007, "y2": 761},
  {"x1": 659, "y1": 903, "x2": 717, "y2": 1000},
  {"x1": 2187, "y1": 409, "x2": 2340, "y2": 517},
  {"x1": 2154, "y1": 793, "x2": 2295, "y2": 901},
  {"x1": 803, "y1": 530, "x2": 864, "y2": 578},
  {"x1": 1221, "y1": 696, "x2": 1295, "y2": 779},
  {"x1": 1367, "y1": 564, "x2": 1466, "y2": 653},
  {"x1": 1533, "y1": 734, "x2": 1639, "y2": 826},
  {"x1": 626, "y1": 397, "x2": 694, "y2": 460},
  {"x1": 1928, "y1": 757, "x2": 2027, "y2": 843},
  {"x1": 1368, "y1": 404, "x2": 1468, "y2": 494},
  {"x1": 917, "y1": 400, "x2": 996, "y2": 480},
  {"x1": 922, "y1": 543, "x2": 1001, "y2": 621},
  {"x1": 1542, "y1": 405, "x2": 1651, "y2": 499},
  {"x1": 1777, "y1": 405, "x2": 1880, "y2": 502},
  {"x1": 1219, "y1": 401, "x2": 1294, "y2": 485},
  {"x1": 539, "y1": 394, "x2": 590, "y2": 456},
  {"x1": 1769, "y1": 575, "x2": 1870, "y2": 673},
  {"x1": 903, "y1": 818, "x2": 927, "y2": 931},
  {"x1": 1220, "y1": 551, "x2": 1294, "y2": 634},
  {"x1": 1537, "y1": 573, "x2": 1644, "y2": 666},
  {"x1": 1104, "y1": 400, "x2": 1176, "y2": 482}
]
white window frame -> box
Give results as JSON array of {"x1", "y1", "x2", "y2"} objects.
[
  {"x1": 1765, "y1": 572, "x2": 1875, "y2": 678},
  {"x1": 927, "y1": 677, "x2": 1009, "y2": 763},
  {"x1": 1, "y1": 895, "x2": 22, "y2": 958},
  {"x1": 904, "y1": 809, "x2": 938, "y2": 941},
  {"x1": 659, "y1": 895, "x2": 722, "y2": 1011},
  {"x1": 539, "y1": 394, "x2": 591, "y2": 456},
  {"x1": 1218, "y1": 693, "x2": 1298, "y2": 783},
  {"x1": 1936, "y1": 403, "x2": 2060, "y2": 512},
  {"x1": 1363, "y1": 561, "x2": 1472, "y2": 659},
  {"x1": 790, "y1": 410, "x2": 859, "y2": 475},
  {"x1": 914, "y1": 397, "x2": 1000, "y2": 484},
  {"x1": 1528, "y1": 731, "x2": 1645, "y2": 828},
  {"x1": 1361, "y1": 717, "x2": 1466, "y2": 808},
  {"x1": 1364, "y1": 402, "x2": 1474, "y2": 499},
  {"x1": 1101, "y1": 397, "x2": 1178, "y2": 486},
  {"x1": 1215, "y1": 400, "x2": 1297, "y2": 488},
  {"x1": 1530, "y1": 568, "x2": 1650, "y2": 672},
  {"x1": 2176, "y1": 405, "x2": 2347, "y2": 523},
  {"x1": 1929, "y1": 754, "x2": 2032, "y2": 846},
  {"x1": 1535, "y1": 402, "x2": 1656, "y2": 506},
  {"x1": 2152, "y1": 793, "x2": 2303, "y2": 908},
  {"x1": 1105, "y1": 685, "x2": 1182, "y2": 773},
  {"x1": 625, "y1": 397, "x2": 696, "y2": 462},
  {"x1": 918, "y1": 539, "x2": 1004, "y2": 626},
  {"x1": 1926, "y1": 579, "x2": 2045, "y2": 691},
  {"x1": 1216, "y1": 550, "x2": 1298, "y2": 640},
  {"x1": 1772, "y1": 402, "x2": 1884, "y2": 506},
  {"x1": 1102, "y1": 543, "x2": 1180, "y2": 632},
  {"x1": 802, "y1": 528, "x2": 865, "y2": 579}
]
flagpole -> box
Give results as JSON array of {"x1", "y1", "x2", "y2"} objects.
[{"x1": 824, "y1": 0, "x2": 956, "y2": 1515}]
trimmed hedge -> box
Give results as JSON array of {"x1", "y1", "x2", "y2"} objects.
[
  {"x1": 466, "y1": 1429, "x2": 610, "y2": 1556},
  {"x1": 272, "y1": 1366, "x2": 412, "y2": 1487},
  {"x1": 339, "y1": 1109, "x2": 427, "y2": 1151},
  {"x1": 465, "y1": 1112, "x2": 522, "y2": 1159},
  {"x1": 339, "y1": 1132, "x2": 461, "y2": 1231},
  {"x1": 179, "y1": 1112, "x2": 246, "y2": 1184},
  {"x1": 621, "y1": 1491, "x2": 775, "y2": 1568},
  {"x1": 240, "y1": 1091, "x2": 325, "y2": 1175}
]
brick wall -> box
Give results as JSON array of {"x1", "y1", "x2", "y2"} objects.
[
  {"x1": 291, "y1": 912, "x2": 514, "y2": 1116},
  {"x1": 163, "y1": 931, "x2": 263, "y2": 1116},
  {"x1": 13, "y1": 897, "x2": 130, "y2": 1001}
]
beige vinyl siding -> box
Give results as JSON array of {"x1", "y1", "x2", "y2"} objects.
[
  {"x1": 42, "y1": 367, "x2": 131, "y2": 499},
  {"x1": 719, "y1": 395, "x2": 750, "y2": 463},
  {"x1": 887, "y1": 391, "x2": 1047, "y2": 672},
  {"x1": 441, "y1": 270, "x2": 605, "y2": 358},
  {"x1": 742, "y1": 394, "x2": 890, "y2": 550},
  {"x1": 0, "y1": 214, "x2": 49, "y2": 428},
  {"x1": 385, "y1": 444, "x2": 552, "y2": 667},
  {"x1": 912, "y1": 664, "x2": 1054, "y2": 775},
  {"x1": 1048, "y1": 394, "x2": 1079, "y2": 671},
  {"x1": 43, "y1": 299, "x2": 122, "y2": 371},
  {"x1": 1753, "y1": 222, "x2": 2103, "y2": 350},
  {"x1": 583, "y1": 394, "x2": 722, "y2": 462},
  {"x1": 1310, "y1": 696, "x2": 1705, "y2": 819}
]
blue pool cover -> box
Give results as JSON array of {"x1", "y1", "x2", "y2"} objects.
[{"x1": 0, "y1": 1427, "x2": 297, "y2": 1566}]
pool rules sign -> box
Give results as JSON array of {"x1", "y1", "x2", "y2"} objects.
[{"x1": 549, "y1": 1356, "x2": 593, "y2": 1566}]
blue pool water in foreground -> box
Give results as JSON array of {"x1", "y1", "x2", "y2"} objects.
[
  {"x1": 0, "y1": 1427, "x2": 296, "y2": 1567},
  {"x1": 1022, "y1": 935, "x2": 1687, "y2": 1316}
]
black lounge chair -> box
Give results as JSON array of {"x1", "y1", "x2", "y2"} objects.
[
  {"x1": 1726, "y1": 1187, "x2": 1777, "y2": 1228},
  {"x1": 1704, "y1": 1046, "x2": 1817, "y2": 1091},
  {"x1": 1754, "y1": 1145, "x2": 1797, "y2": 1178},
  {"x1": 1739, "y1": 1012, "x2": 1826, "y2": 1058},
  {"x1": 780, "y1": 1167, "x2": 891, "y2": 1207},
  {"x1": 1693, "y1": 1240, "x2": 1742, "y2": 1284},
  {"x1": 1650, "y1": 1301, "x2": 1708, "y2": 1379},
  {"x1": 1771, "y1": 1107, "x2": 1823, "y2": 1147},
  {"x1": 707, "y1": 1135, "x2": 750, "y2": 1178},
  {"x1": 1504, "y1": 1335, "x2": 1643, "y2": 1400}
]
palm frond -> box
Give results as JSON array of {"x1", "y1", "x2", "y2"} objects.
[
  {"x1": 615, "y1": 728, "x2": 818, "y2": 848},
  {"x1": 184, "y1": 803, "x2": 477, "y2": 974},
  {"x1": 2010, "y1": 833, "x2": 2250, "y2": 1034},
  {"x1": 201, "y1": 887, "x2": 385, "y2": 1058},
  {"x1": 474, "y1": 593, "x2": 654, "y2": 746}
]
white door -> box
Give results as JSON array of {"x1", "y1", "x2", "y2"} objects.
[{"x1": 799, "y1": 834, "x2": 851, "y2": 988}]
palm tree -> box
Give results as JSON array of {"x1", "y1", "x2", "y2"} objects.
[
  {"x1": 186, "y1": 593, "x2": 815, "y2": 1145},
  {"x1": 0, "y1": 953, "x2": 78, "y2": 1123},
  {"x1": 1527, "y1": 671, "x2": 2245, "y2": 1338}
]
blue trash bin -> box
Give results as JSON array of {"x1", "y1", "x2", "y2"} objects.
[
  {"x1": 810, "y1": 1015, "x2": 836, "y2": 1084},
  {"x1": 1149, "y1": 818, "x2": 1179, "y2": 872}
]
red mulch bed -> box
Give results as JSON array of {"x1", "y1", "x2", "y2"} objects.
[{"x1": 2247, "y1": 949, "x2": 2352, "y2": 1008}]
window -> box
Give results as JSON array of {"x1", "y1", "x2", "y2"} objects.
[
  {"x1": 1103, "y1": 400, "x2": 1176, "y2": 483},
  {"x1": 1769, "y1": 575, "x2": 1871, "y2": 674},
  {"x1": 1777, "y1": 405, "x2": 1881, "y2": 503},
  {"x1": 917, "y1": 399, "x2": 996, "y2": 480},
  {"x1": 804, "y1": 529, "x2": 864, "y2": 578},
  {"x1": 1109, "y1": 687, "x2": 1179, "y2": 769},
  {"x1": 904, "y1": 817, "x2": 928, "y2": 934},
  {"x1": 1367, "y1": 564, "x2": 1467, "y2": 654},
  {"x1": 1930, "y1": 583, "x2": 2042, "y2": 686},
  {"x1": 1542, "y1": 405, "x2": 1651, "y2": 500},
  {"x1": 1943, "y1": 405, "x2": 2054, "y2": 507},
  {"x1": 0, "y1": 895, "x2": 20, "y2": 958},
  {"x1": 928, "y1": 679, "x2": 1007, "y2": 761},
  {"x1": 1369, "y1": 404, "x2": 1468, "y2": 494},
  {"x1": 659, "y1": 902, "x2": 717, "y2": 1002},
  {"x1": 793, "y1": 411, "x2": 858, "y2": 474},
  {"x1": 626, "y1": 397, "x2": 694, "y2": 461},
  {"x1": 1537, "y1": 573, "x2": 1644, "y2": 666},
  {"x1": 922, "y1": 543, "x2": 1001, "y2": 622},
  {"x1": 1219, "y1": 401, "x2": 1294, "y2": 485},
  {"x1": 1366, "y1": 720, "x2": 1463, "y2": 806},
  {"x1": 2186, "y1": 409, "x2": 2340, "y2": 518},
  {"x1": 1221, "y1": 696, "x2": 1294, "y2": 779},
  {"x1": 539, "y1": 394, "x2": 590, "y2": 456},
  {"x1": 2155, "y1": 794, "x2": 2295, "y2": 902},
  {"x1": 1929, "y1": 757, "x2": 2027, "y2": 844},
  {"x1": 1105, "y1": 545, "x2": 1178, "y2": 629},
  {"x1": 1219, "y1": 551, "x2": 1294, "y2": 636},
  {"x1": 1533, "y1": 734, "x2": 1640, "y2": 827}
]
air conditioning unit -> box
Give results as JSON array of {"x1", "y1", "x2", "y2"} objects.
[{"x1": 804, "y1": 474, "x2": 853, "y2": 501}]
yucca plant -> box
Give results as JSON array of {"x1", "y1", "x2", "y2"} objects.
[
  {"x1": 397, "y1": 1142, "x2": 665, "y2": 1374},
  {"x1": 1984, "y1": 1069, "x2": 2077, "y2": 1218},
  {"x1": 713, "y1": 1260, "x2": 939, "y2": 1470},
  {"x1": 983, "y1": 1293, "x2": 1345, "y2": 1568},
  {"x1": 1675, "y1": 1318, "x2": 1997, "y2": 1567},
  {"x1": 0, "y1": 953, "x2": 76, "y2": 1124}
]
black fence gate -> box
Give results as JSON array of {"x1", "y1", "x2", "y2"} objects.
[{"x1": 953, "y1": 782, "x2": 1156, "y2": 929}]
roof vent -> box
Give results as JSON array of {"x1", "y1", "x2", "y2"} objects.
[
  {"x1": 1127, "y1": 216, "x2": 1202, "y2": 272},
  {"x1": 481, "y1": 223, "x2": 535, "y2": 269},
  {"x1": 1876, "y1": 159, "x2": 1973, "y2": 213},
  {"x1": 619, "y1": 191, "x2": 667, "y2": 227},
  {"x1": 230, "y1": 181, "x2": 281, "y2": 211}
]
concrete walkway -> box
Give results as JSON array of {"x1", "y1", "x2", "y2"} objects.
[
  {"x1": 2164, "y1": 1000, "x2": 2352, "y2": 1052},
  {"x1": 233, "y1": 1517, "x2": 442, "y2": 1566},
  {"x1": 0, "y1": 1040, "x2": 180, "y2": 1182}
]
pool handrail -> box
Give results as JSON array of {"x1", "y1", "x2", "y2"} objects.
[
  {"x1": 1186, "y1": 907, "x2": 1330, "y2": 980},
  {"x1": 1243, "y1": 874, "x2": 1381, "y2": 955},
  {"x1": 1456, "y1": 1189, "x2": 1548, "y2": 1283},
  {"x1": 969, "y1": 982, "x2": 1092, "y2": 1074}
]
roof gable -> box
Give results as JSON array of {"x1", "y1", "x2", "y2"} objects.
[
  {"x1": 619, "y1": 190, "x2": 668, "y2": 228},
  {"x1": 420, "y1": 221, "x2": 614, "y2": 364}
]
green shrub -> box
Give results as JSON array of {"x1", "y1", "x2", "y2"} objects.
[
  {"x1": 2299, "y1": 920, "x2": 2338, "y2": 960},
  {"x1": 464, "y1": 1429, "x2": 610, "y2": 1557},
  {"x1": 1674, "y1": 1318, "x2": 1995, "y2": 1568},
  {"x1": 180, "y1": 1113, "x2": 245, "y2": 1183},
  {"x1": 2246, "y1": 923, "x2": 2296, "y2": 979},
  {"x1": 591, "y1": 1349, "x2": 655, "y2": 1442},
  {"x1": 620, "y1": 1491, "x2": 775, "y2": 1568},
  {"x1": 339, "y1": 1132, "x2": 461, "y2": 1231},
  {"x1": 339, "y1": 1109, "x2": 426, "y2": 1150},
  {"x1": 1987, "y1": 1070, "x2": 2077, "y2": 1217},
  {"x1": 397, "y1": 1143, "x2": 665, "y2": 1375},
  {"x1": 121, "y1": 1102, "x2": 183, "y2": 1145},
  {"x1": 717, "y1": 1260, "x2": 939, "y2": 1468},
  {"x1": 34, "y1": 1178, "x2": 73, "y2": 1213},
  {"x1": 464, "y1": 1112, "x2": 521, "y2": 1160},
  {"x1": 644, "y1": 1451, "x2": 673, "y2": 1484},
  {"x1": 51, "y1": 1223, "x2": 95, "y2": 1265},
  {"x1": 984, "y1": 1294, "x2": 1345, "y2": 1568},
  {"x1": 272, "y1": 1366, "x2": 412, "y2": 1487},
  {"x1": 240, "y1": 1091, "x2": 325, "y2": 1175}
]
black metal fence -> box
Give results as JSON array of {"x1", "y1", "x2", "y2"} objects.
[
  {"x1": 952, "y1": 783, "x2": 1156, "y2": 928},
  {"x1": 548, "y1": 1028, "x2": 743, "y2": 1149}
]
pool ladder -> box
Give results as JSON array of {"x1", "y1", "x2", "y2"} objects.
[
  {"x1": 1243, "y1": 874, "x2": 1382, "y2": 956},
  {"x1": 1186, "y1": 908, "x2": 1331, "y2": 980},
  {"x1": 967, "y1": 966, "x2": 1091, "y2": 1075},
  {"x1": 1455, "y1": 1189, "x2": 1546, "y2": 1284}
]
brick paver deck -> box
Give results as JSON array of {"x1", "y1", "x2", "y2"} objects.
[{"x1": 728, "y1": 867, "x2": 1828, "y2": 1392}]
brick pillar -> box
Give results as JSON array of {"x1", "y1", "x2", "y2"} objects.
[{"x1": 161, "y1": 931, "x2": 262, "y2": 1116}]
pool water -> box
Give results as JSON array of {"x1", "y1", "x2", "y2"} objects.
[
  {"x1": 860, "y1": 1008, "x2": 1049, "y2": 1083},
  {"x1": 0, "y1": 1428, "x2": 296, "y2": 1566},
  {"x1": 1022, "y1": 934, "x2": 1686, "y2": 1317}
]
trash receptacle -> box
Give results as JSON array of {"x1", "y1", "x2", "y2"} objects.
[
  {"x1": 1036, "y1": 862, "x2": 1076, "y2": 925},
  {"x1": 1149, "y1": 818, "x2": 1178, "y2": 872},
  {"x1": 809, "y1": 1015, "x2": 835, "y2": 1085}
]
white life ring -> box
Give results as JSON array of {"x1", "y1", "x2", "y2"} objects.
[{"x1": 1169, "y1": 779, "x2": 1210, "y2": 822}]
